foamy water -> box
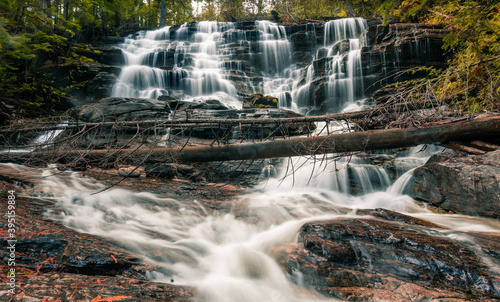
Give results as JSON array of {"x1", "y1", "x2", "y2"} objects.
[{"x1": 2, "y1": 143, "x2": 494, "y2": 301}]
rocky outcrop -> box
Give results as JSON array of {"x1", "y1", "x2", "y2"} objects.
[
  {"x1": 39, "y1": 61, "x2": 121, "y2": 106},
  {"x1": 360, "y1": 23, "x2": 451, "y2": 97},
  {"x1": 409, "y1": 150, "x2": 500, "y2": 219},
  {"x1": 243, "y1": 93, "x2": 279, "y2": 108},
  {"x1": 276, "y1": 209, "x2": 500, "y2": 301},
  {"x1": 70, "y1": 97, "x2": 170, "y2": 123}
]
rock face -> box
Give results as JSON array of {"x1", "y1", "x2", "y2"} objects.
[
  {"x1": 35, "y1": 21, "x2": 451, "y2": 114},
  {"x1": 409, "y1": 150, "x2": 500, "y2": 219},
  {"x1": 276, "y1": 209, "x2": 500, "y2": 301},
  {"x1": 360, "y1": 23, "x2": 451, "y2": 97}
]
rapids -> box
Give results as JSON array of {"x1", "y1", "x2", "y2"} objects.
[{"x1": 5, "y1": 144, "x2": 493, "y2": 301}]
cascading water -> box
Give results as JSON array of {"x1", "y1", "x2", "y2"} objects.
[
  {"x1": 112, "y1": 22, "x2": 240, "y2": 107},
  {"x1": 322, "y1": 18, "x2": 367, "y2": 112},
  {"x1": 289, "y1": 18, "x2": 368, "y2": 113},
  {"x1": 11, "y1": 140, "x2": 499, "y2": 301},
  {"x1": 110, "y1": 19, "x2": 370, "y2": 114},
  {"x1": 10, "y1": 18, "x2": 499, "y2": 301}
]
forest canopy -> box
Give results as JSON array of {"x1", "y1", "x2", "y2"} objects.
[{"x1": 0, "y1": 0, "x2": 498, "y2": 120}]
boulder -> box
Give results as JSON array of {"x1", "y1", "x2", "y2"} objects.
[
  {"x1": 276, "y1": 209, "x2": 500, "y2": 301},
  {"x1": 409, "y1": 150, "x2": 500, "y2": 219},
  {"x1": 145, "y1": 164, "x2": 175, "y2": 179},
  {"x1": 70, "y1": 97, "x2": 170, "y2": 123},
  {"x1": 243, "y1": 93, "x2": 279, "y2": 108}
]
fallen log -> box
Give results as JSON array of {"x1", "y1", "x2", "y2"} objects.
[
  {"x1": 470, "y1": 140, "x2": 500, "y2": 151},
  {"x1": 445, "y1": 142, "x2": 487, "y2": 155},
  {"x1": 1, "y1": 115, "x2": 499, "y2": 164},
  {"x1": 0, "y1": 100, "x2": 445, "y2": 134}
]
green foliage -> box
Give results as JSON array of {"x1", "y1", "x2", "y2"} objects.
[
  {"x1": 0, "y1": 0, "x2": 199, "y2": 120},
  {"x1": 371, "y1": 0, "x2": 500, "y2": 112}
]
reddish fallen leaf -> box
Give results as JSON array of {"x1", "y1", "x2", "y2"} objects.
[
  {"x1": 69, "y1": 279, "x2": 78, "y2": 299},
  {"x1": 90, "y1": 295, "x2": 131, "y2": 302},
  {"x1": 128, "y1": 278, "x2": 135, "y2": 284}
]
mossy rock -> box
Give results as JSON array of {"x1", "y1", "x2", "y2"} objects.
[{"x1": 243, "y1": 93, "x2": 279, "y2": 108}]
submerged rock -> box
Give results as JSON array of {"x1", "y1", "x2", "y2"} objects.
[
  {"x1": 409, "y1": 150, "x2": 500, "y2": 219},
  {"x1": 276, "y1": 209, "x2": 500, "y2": 301}
]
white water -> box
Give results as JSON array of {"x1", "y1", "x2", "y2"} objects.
[
  {"x1": 290, "y1": 18, "x2": 368, "y2": 113},
  {"x1": 9, "y1": 17, "x2": 498, "y2": 301},
  {"x1": 112, "y1": 21, "x2": 241, "y2": 107},
  {"x1": 2, "y1": 124, "x2": 66, "y2": 153},
  {"x1": 5, "y1": 140, "x2": 496, "y2": 301},
  {"x1": 110, "y1": 18, "x2": 372, "y2": 114}
]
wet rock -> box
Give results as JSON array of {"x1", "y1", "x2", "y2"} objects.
[
  {"x1": 0, "y1": 235, "x2": 138, "y2": 276},
  {"x1": 178, "y1": 98, "x2": 231, "y2": 111},
  {"x1": 290, "y1": 30, "x2": 317, "y2": 52},
  {"x1": 276, "y1": 210, "x2": 500, "y2": 301},
  {"x1": 409, "y1": 150, "x2": 500, "y2": 219},
  {"x1": 84, "y1": 72, "x2": 117, "y2": 101},
  {"x1": 243, "y1": 93, "x2": 279, "y2": 108},
  {"x1": 70, "y1": 97, "x2": 170, "y2": 123},
  {"x1": 145, "y1": 164, "x2": 176, "y2": 179},
  {"x1": 360, "y1": 23, "x2": 451, "y2": 96}
]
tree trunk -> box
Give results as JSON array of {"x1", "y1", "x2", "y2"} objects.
[
  {"x1": 345, "y1": 0, "x2": 356, "y2": 17},
  {"x1": 160, "y1": 0, "x2": 166, "y2": 27},
  {"x1": 63, "y1": 0, "x2": 69, "y2": 20},
  {"x1": 2, "y1": 115, "x2": 499, "y2": 165}
]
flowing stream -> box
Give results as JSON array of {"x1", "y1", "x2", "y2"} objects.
[
  {"x1": 5, "y1": 19, "x2": 500, "y2": 301},
  {"x1": 5, "y1": 144, "x2": 493, "y2": 301}
]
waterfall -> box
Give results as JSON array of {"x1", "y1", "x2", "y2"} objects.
[
  {"x1": 323, "y1": 19, "x2": 367, "y2": 112},
  {"x1": 257, "y1": 21, "x2": 293, "y2": 76},
  {"x1": 110, "y1": 18, "x2": 372, "y2": 114},
  {"x1": 112, "y1": 22, "x2": 240, "y2": 106}
]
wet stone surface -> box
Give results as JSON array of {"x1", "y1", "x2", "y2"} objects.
[
  {"x1": 275, "y1": 209, "x2": 500, "y2": 301},
  {"x1": 410, "y1": 150, "x2": 500, "y2": 219}
]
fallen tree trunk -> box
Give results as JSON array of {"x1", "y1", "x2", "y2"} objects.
[
  {"x1": 0, "y1": 100, "x2": 445, "y2": 134},
  {"x1": 1, "y1": 115, "x2": 499, "y2": 164}
]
